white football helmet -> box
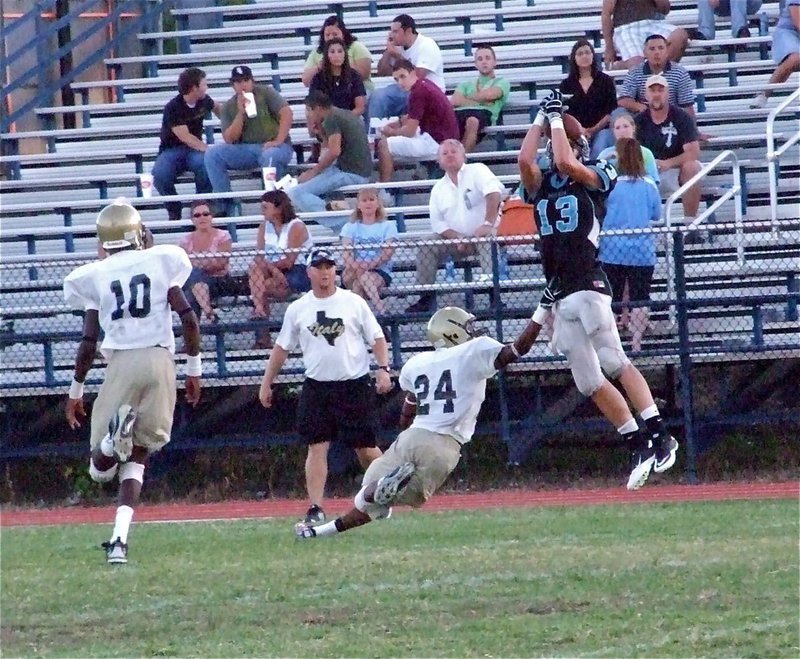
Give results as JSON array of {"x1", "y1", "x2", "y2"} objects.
[
  {"x1": 97, "y1": 199, "x2": 145, "y2": 250},
  {"x1": 427, "y1": 306, "x2": 485, "y2": 349}
]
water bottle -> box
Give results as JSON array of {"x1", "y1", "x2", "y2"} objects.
[
  {"x1": 444, "y1": 256, "x2": 457, "y2": 283},
  {"x1": 498, "y1": 247, "x2": 510, "y2": 281}
]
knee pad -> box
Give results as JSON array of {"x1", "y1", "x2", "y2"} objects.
[
  {"x1": 118, "y1": 461, "x2": 145, "y2": 485},
  {"x1": 597, "y1": 345, "x2": 630, "y2": 380},
  {"x1": 354, "y1": 486, "x2": 391, "y2": 521},
  {"x1": 89, "y1": 460, "x2": 118, "y2": 483}
]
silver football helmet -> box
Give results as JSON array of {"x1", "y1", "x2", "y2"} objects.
[
  {"x1": 97, "y1": 199, "x2": 145, "y2": 250},
  {"x1": 427, "y1": 306, "x2": 486, "y2": 349},
  {"x1": 545, "y1": 133, "x2": 590, "y2": 165}
]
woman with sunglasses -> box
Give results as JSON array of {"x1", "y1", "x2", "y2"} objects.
[
  {"x1": 248, "y1": 190, "x2": 313, "y2": 348},
  {"x1": 179, "y1": 200, "x2": 233, "y2": 323}
]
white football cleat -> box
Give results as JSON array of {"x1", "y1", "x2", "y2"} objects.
[
  {"x1": 373, "y1": 462, "x2": 416, "y2": 506},
  {"x1": 108, "y1": 405, "x2": 136, "y2": 463}
]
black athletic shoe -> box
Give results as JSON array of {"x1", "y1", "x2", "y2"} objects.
[
  {"x1": 654, "y1": 435, "x2": 679, "y2": 473},
  {"x1": 303, "y1": 504, "x2": 326, "y2": 525}
]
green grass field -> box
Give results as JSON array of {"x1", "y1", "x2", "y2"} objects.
[{"x1": 2, "y1": 500, "x2": 798, "y2": 658}]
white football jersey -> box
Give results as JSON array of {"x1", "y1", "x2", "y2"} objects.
[
  {"x1": 63, "y1": 244, "x2": 191, "y2": 357},
  {"x1": 275, "y1": 288, "x2": 384, "y2": 380},
  {"x1": 399, "y1": 335, "x2": 503, "y2": 444}
]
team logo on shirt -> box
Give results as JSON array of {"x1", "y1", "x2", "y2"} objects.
[{"x1": 307, "y1": 310, "x2": 345, "y2": 346}]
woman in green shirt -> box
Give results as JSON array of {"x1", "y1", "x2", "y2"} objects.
[{"x1": 301, "y1": 15, "x2": 373, "y2": 92}]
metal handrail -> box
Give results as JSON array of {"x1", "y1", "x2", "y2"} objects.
[
  {"x1": 766, "y1": 87, "x2": 800, "y2": 232},
  {"x1": 663, "y1": 149, "x2": 743, "y2": 324}
]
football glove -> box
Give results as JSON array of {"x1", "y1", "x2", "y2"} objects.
[{"x1": 543, "y1": 90, "x2": 564, "y2": 122}]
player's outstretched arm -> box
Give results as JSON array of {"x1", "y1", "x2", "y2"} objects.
[
  {"x1": 544, "y1": 92, "x2": 604, "y2": 189},
  {"x1": 518, "y1": 118, "x2": 544, "y2": 196},
  {"x1": 168, "y1": 286, "x2": 202, "y2": 406},
  {"x1": 494, "y1": 284, "x2": 558, "y2": 369},
  {"x1": 65, "y1": 310, "x2": 100, "y2": 429}
]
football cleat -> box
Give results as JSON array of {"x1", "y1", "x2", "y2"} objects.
[
  {"x1": 295, "y1": 522, "x2": 317, "y2": 540},
  {"x1": 108, "y1": 405, "x2": 136, "y2": 463},
  {"x1": 102, "y1": 538, "x2": 128, "y2": 564},
  {"x1": 653, "y1": 436, "x2": 679, "y2": 473},
  {"x1": 627, "y1": 442, "x2": 655, "y2": 491},
  {"x1": 373, "y1": 462, "x2": 416, "y2": 506},
  {"x1": 303, "y1": 504, "x2": 326, "y2": 526}
]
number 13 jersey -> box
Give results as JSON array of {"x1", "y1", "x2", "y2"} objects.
[
  {"x1": 399, "y1": 336, "x2": 503, "y2": 445},
  {"x1": 523, "y1": 159, "x2": 617, "y2": 296},
  {"x1": 64, "y1": 244, "x2": 191, "y2": 356}
]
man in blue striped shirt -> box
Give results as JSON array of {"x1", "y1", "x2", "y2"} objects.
[{"x1": 618, "y1": 34, "x2": 696, "y2": 117}]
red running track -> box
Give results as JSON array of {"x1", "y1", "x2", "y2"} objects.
[{"x1": 2, "y1": 482, "x2": 797, "y2": 527}]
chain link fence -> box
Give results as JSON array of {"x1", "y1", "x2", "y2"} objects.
[{"x1": 1, "y1": 222, "x2": 798, "y2": 397}]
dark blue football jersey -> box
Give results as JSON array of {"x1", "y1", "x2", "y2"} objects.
[{"x1": 523, "y1": 158, "x2": 617, "y2": 297}]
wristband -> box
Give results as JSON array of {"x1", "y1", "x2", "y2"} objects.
[
  {"x1": 509, "y1": 343, "x2": 521, "y2": 358},
  {"x1": 69, "y1": 378, "x2": 84, "y2": 399},
  {"x1": 186, "y1": 353, "x2": 202, "y2": 377},
  {"x1": 549, "y1": 116, "x2": 565, "y2": 131},
  {"x1": 532, "y1": 112, "x2": 546, "y2": 128},
  {"x1": 377, "y1": 365, "x2": 391, "y2": 373},
  {"x1": 532, "y1": 305, "x2": 550, "y2": 325}
]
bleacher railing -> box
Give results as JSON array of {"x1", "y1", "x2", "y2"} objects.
[{"x1": 766, "y1": 87, "x2": 800, "y2": 232}]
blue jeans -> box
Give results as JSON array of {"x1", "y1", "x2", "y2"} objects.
[
  {"x1": 366, "y1": 83, "x2": 409, "y2": 122},
  {"x1": 151, "y1": 146, "x2": 211, "y2": 220},
  {"x1": 288, "y1": 166, "x2": 369, "y2": 232},
  {"x1": 697, "y1": 0, "x2": 762, "y2": 39},
  {"x1": 590, "y1": 128, "x2": 615, "y2": 160},
  {"x1": 204, "y1": 141, "x2": 293, "y2": 210}
]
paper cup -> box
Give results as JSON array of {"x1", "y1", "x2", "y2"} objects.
[
  {"x1": 139, "y1": 173, "x2": 154, "y2": 198},
  {"x1": 262, "y1": 166, "x2": 277, "y2": 190},
  {"x1": 243, "y1": 91, "x2": 257, "y2": 118}
]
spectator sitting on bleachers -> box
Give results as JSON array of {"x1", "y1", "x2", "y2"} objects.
[
  {"x1": 306, "y1": 38, "x2": 367, "y2": 163},
  {"x1": 370, "y1": 14, "x2": 445, "y2": 122},
  {"x1": 288, "y1": 91, "x2": 372, "y2": 226},
  {"x1": 751, "y1": 0, "x2": 800, "y2": 108},
  {"x1": 204, "y1": 65, "x2": 293, "y2": 216},
  {"x1": 377, "y1": 59, "x2": 459, "y2": 184},
  {"x1": 301, "y1": 14, "x2": 373, "y2": 92},
  {"x1": 249, "y1": 190, "x2": 313, "y2": 348},
  {"x1": 559, "y1": 39, "x2": 618, "y2": 158},
  {"x1": 692, "y1": 0, "x2": 763, "y2": 41},
  {"x1": 180, "y1": 200, "x2": 234, "y2": 323},
  {"x1": 340, "y1": 187, "x2": 398, "y2": 314},
  {"x1": 450, "y1": 44, "x2": 510, "y2": 153},
  {"x1": 598, "y1": 111, "x2": 661, "y2": 184},
  {"x1": 602, "y1": 0, "x2": 690, "y2": 69},
  {"x1": 618, "y1": 34, "x2": 696, "y2": 117},
  {"x1": 599, "y1": 137, "x2": 662, "y2": 352},
  {"x1": 405, "y1": 139, "x2": 505, "y2": 313},
  {"x1": 635, "y1": 74, "x2": 702, "y2": 222},
  {"x1": 151, "y1": 68, "x2": 220, "y2": 221}
]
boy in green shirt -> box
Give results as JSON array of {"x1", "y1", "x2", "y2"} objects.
[{"x1": 450, "y1": 45, "x2": 510, "y2": 153}]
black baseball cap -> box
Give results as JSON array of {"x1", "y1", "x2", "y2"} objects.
[
  {"x1": 230, "y1": 65, "x2": 253, "y2": 82},
  {"x1": 307, "y1": 248, "x2": 337, "y2": 267}
]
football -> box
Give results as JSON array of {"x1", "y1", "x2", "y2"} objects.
[{"x1": 544, "y1": 112, "x2": 584, "y2": 141}]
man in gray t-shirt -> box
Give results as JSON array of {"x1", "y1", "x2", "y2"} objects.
[{"x1": 288, "y1": 91, "x2": 372, "y2": 230}]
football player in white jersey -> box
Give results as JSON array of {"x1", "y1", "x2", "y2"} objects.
[
  {"x1": 294, "y1": 302, "x2": 547, "y2": 540},
  {"x1": 64, "y1": 200, "x2": 202, "y2": 564}
]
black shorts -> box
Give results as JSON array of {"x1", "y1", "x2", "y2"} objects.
[
  {"x1": 454, "y1": 108, "x2": 492, "y2": 141},
  {"x1": 602, "y1": 263, "x2": 655, "y2": 304},
  {"x1": 296, "y1": 375, "x2": 377, "y2": 448}
]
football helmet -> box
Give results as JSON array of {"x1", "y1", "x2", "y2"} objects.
[
  {"x1": 97, "y1": 199, "x2": 145, "y2": 250},
  {"x1": 545, "y1": 132, "x2": 590, "y2": 165},
  {"x1": 427, "y1": 306, "x2": 486, "y2": 349}
]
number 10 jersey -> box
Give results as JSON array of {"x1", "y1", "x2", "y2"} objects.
[
  {"x1": 399, "y1": 336, "x2": 503, "y2": 445},
  {"x1": 64, "y1": 244, "x2": 191, "y2": 356}
]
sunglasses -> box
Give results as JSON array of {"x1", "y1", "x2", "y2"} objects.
[{"x1": 192, "y1": 211, "x2": 212, "y2": 217}]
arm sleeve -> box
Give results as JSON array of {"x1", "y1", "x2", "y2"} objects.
[
  {"x1": 263, "y1": 86, "x2": 289, "y2": 117},
  {"x1": 163, "y1": 100, "x2": 184, "y2": 129},
  {"x1": 349, "y1": 41, "x2": 372, "y2": 61},
  {"x1": 475, "y1": 164, "x2": 506, "y2": 196},
  {"x1": 414, "y1": 39, "x2": 442, "y2": 74},
  {"x1": 619, "y1": 69, "x2": 638, "y2": 100},
  {"x1": 162, "y1": 245, "x2": 193, "y2": 288},
  {"x1": 677, "y1": 109, "x2": 700, "y2": 143},
  {"x1": 647, "y1": 180, "x2": 662, "y2": 221},
  {"x1": 470, "y1": 336, "x2": 504, "y2": 379},
  {"x1": 322, "y1": 112, "x2": 342, "y2": 137},
  {"x1": 642, "y1": 147, "x2": 660, "y2": 184},
  {"x1": 428, "y1": 183, "x2": 449, "y2": 234},
  {"x1": 63, "y1": 266, "x2": 99, "y2": 311},
  {"x1": 398, "y1": 362, "x2": 414, "y2": 394},
  {"x1": 676, "y1": 70, "x2": 696, "y2": 107},
  {"x1": 275, "y1": 303, "x2": 299, "y2": 351},
  {"x1": 356, "y1": 295, "x2": 384, "y2": 342},
  {"x1": 589, "y1": 160, "x2": 618, "y2": 193},
  {"x1": 351, "y1": 72, "x2": 367, "y2": 98},
  {"x1": 220, "y1": 100, "x2": 236, "y2": 132},
  {"x1": 601, "y1": 74, "x2": 618, "y2": 114}
]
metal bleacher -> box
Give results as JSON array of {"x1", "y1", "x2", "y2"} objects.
[{"x1": 1, "y1": 0, "x2": 798, "y2": 400}]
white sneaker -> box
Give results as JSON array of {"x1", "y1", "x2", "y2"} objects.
[
  {"x1": 626, "y1": 442, "x2": 655, "y2": 491},
  {"x1": 294, "y1": 522, "x2": 317, "y2": 540},
  {"x1": 373, "y1": 462, "x2": 416, "y2": 506},
  {"x1": 750, "y1": 93, "x2": 767, "y2": 109},
  {"x1": 108, "y1": 405, "x2": 136, "y2": 462}
]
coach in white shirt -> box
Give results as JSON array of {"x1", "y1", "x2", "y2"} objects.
[
  {"x1": 406, "y1": 139, "x2": 506, "y2": 313},
  {"x1": 259, "y1": 247, "x2": 393, "y2": 526},
  {"x1": 369, "y1": 13, "x2": 445, "y2": 122}
]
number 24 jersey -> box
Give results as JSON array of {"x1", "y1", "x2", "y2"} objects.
[
  {"x1": 63, "y1": 245, "x2": 191, "y2": 356},
  {"x1": 399, "y1": 336, "x2": 503, "y2": 445}
]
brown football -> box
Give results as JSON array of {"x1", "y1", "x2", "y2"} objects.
[{"x1": 544, "y1": 112, "x2": 584, "y2": 141}]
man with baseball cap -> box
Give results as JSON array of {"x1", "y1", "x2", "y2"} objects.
[
  {"x1": 259, "y1": 246, "x2": 392, "y2": 527},
  {"x1": 204, "y1": 64, "x2": 294, "y2": 215},
  {"x1": 635, "y1": 74, "x2": 702, "y2": 222}
]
